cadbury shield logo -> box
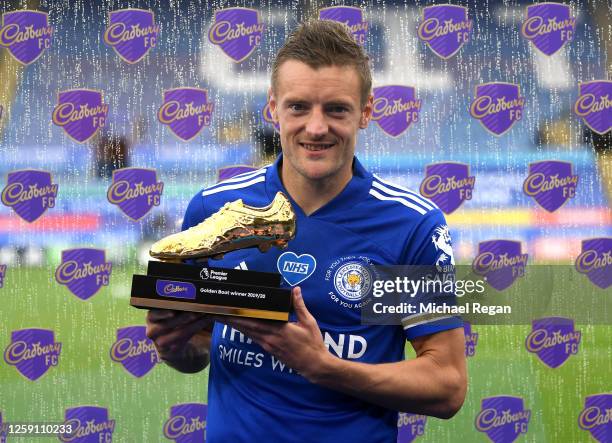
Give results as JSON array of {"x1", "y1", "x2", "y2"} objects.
[
  {"x1": 217, "y1": 165, "x2": 258, "y2": 182},
  {"x1": 1, "y1": 169, "x2": 58, "y2": 223},
  {"x1": 104, "y1": 8, "x2": 159, "y2": 64},
  {"x1": 420, "y1": 162, "x2": 475, "y2": 214},
  {"x1": 110, "y1": 326, "x2": 161, "y2": 378},
  {"x1": 523, "y1": 161, "x2": 578, "y2": 212},
  {"x1": 52, "y1": 89, "x2": 108, "y2": 143},
  {"x1": 163, "y1": 403, "x2": 207, "y2": 443},
  {"x1": 397, "y1": 413, "x2": 427, "y2": 443},
  {"x1": 372, "y1": 86, "x2": 422, "y2": 138},
  {"x1": 579, "y1": 394, "x2": 612, "y2": 443},
  {"x1": 262, "y1": 101, "x2": 279, "y2": 132},
  {"x1": 158, "y1": 88, "x2": 214, "y2": 142},
  {"x1": 475, "y1": 396, "x2": 530, "y2": 443},
  {"x1": 575, "y1": 238, "x2": 612, "y2": 289},
  {"x1": 521, "y1": 3, "x2": 575, "y2": 56},
  {"x1": 59, "y1": 406, "x2": 115, "y2": 443},
  {"x1": 319, "y1": 6, "x2": 368, "y2": 46},
  {"x1": 472, "y1": 240, "x2": 528, "y2": 291},
  {"x1": 525, "y1": 317, "x2": 581, "y2": 368},
  {"x1": 0, "y1": 10, "x2": 53, "y2": 65},
  {"x1": 107, "y1": 168, "x2": 163, "y2": 221},
  {"x1": 470, "y1": 83, "x2": 525, "y2": 136},
  {"x1": 208, "y1": 8, "x2": 264, "y2": 62},
  {"x1": 3, "y1": 328, "x2": 61, "y2": 381},
  {"x1": 574, "y1": 81, "x2": 612, "y2": 135},
  {"x1": 464, "y1": 321, "x2": 478, "y2": 357},
  {"x1": 55, "y1": 248, "x2": 112, "y2": 300},
  {"x1": 418, "y1": 5, "x2": 472, "y2": 59}
]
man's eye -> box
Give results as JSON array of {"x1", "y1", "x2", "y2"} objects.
[
  {"x1": 289, "y1": 104, "x2": 305, "y2": 112},
  {"x1": 328, "y1": 106, "x2": 348, "y2": 114}
]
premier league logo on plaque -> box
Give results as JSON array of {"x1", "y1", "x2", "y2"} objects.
[
  {"x1": 55, "y1": 248, "x2": 112, "y2": 301},
  {"x1": 208, "y1": 8, "x2": 264, "y2": 62},
  {"x1": 420, "y1": 162, "x2": 475, "y2": 214},
  {"x1": 521, "y1": 3, "x2": 575, "y2": 56},
  {"x1": 262, "y1": 101, "x2": 279, "y2": 132},
  {"x1": 417, "y1": 5, "x2": 472, "y2": 59},
  {"x1": 574, "y1": 81, "x2": 612, "y2": 135},
  {"x1": 3, "y1": 328, "x2": 61, "y2": 381},
  {"x1": 475, "y1": 396, "x2": 530, "y2": 443},
  {"x1": 60, "y1": 406, "x2": 115, "y2": 442},
  {"x1": 107, "y1": 168, "x2": 163, "y2": 221},
  {"x1": 0, "y1": 10, "x2": 53, "y2": 65},
  {"x1": 525, "y1": 317, "x2": 581, "y2": 368},
  {"x1": 464, "y1": 322, "x2": 478, "y2": 357},
  {"x1": 104, "y1": 8, "x2": 159, "y2": 64},
  {"x1": 523, "y1": 161, "x2": 578, "y2": 212},
  {"x1": 1, "y1": 169, "x2": 58, "y2": 223},
  {"x1": 319, "y1": 6, "x2": 368, "y2": 46},
  {"x1": 110, "y1": 326, "x2": 161, "y2": 378},
  {"x1": 372, "y1": 86, "x2": 422, "y2": 138},
  {"x1": 397, "y1": 413, "x2": 427, "y2": 443},
  {"x1": 163, "y1": 403, "x2": 207, "y2": 442},
  {"x1": 470, "y1": 83, "x2": 525, "y2": 136},
  {"x1": 52, "y1": 89, "x2": 108, "y2": 143},
  {"x1": 472, "y1": 240, "x2": 528, "y2": 291},
  {"x1": 575, "y1": 238, "x2": 612, "y2": 289},
  {"x1": 579, "y1": 394, "x2": 612, "y2": 443},
  {"x1": 158, "y1": 88, "x2": 214, "y2": 142}
]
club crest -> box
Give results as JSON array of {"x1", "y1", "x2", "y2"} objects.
[
  {"x1": 104, "y1": 8, "x2": 159, "y2": 64},
  {"x1": 158, "y1": 88, "x2": 214, "y2": 142},
  {"x1": 372, "y1": 86, "x2": 422, "y2": 138},
  {"x1": 59, "y1": 406, "x2": 115, "y2": 443},
  {"x1": 523, "y1": 161, "x2": 578, "y2": 212},
  {"x1": 55, "y1": 248, "x2": 112, "y2": 300},
  {"x1": 470, "y1": 83, "x2": 525, "y2": 136},
  {"x1": 475, "y1": 396, "x2": 530, "y2": 443},
  {"x1": 110, "y1": 326, "x2": 161, "y2": 378},
  {"x1": 0, "y1": 10, "x2": 53, "y2": 65},
  {"x1": 472, "y1": 240, "x2": 528, "y2": 291},
  {"x1": 397, "y1": 413, "x2": 427, "y2": 443},
  {"x1": 575, "y1": 238, "x2": 612, "y2": 289},
  {"x1": 107, "y1": 168, "x2": 163, "y2": 221},
  {"x1": 521, "y1": 3, "x2": 575, "y2": 56},
  {"x1": 418, "y1": 5, "x2": 472, "y2": 59},
  {"x1": 574, "y1": 81, "x2": 612, "y2": 135},
  {"x1": 578, "y1": 394, "x2": 612, "y2": 443},
  {"x1": 208, "y1": 8, "x2": 264, "y2": 62},
  {"x1": 525, "y1": 317, "x2": 580, "y2": 368},
  {"x1": 319, "y1": 6, "x2": 368, "y2": 46},
  {"x1": 52, "y1": 89, "x2": 108, "y2": 143},
  {"x1": 3, "y1": 328, "x2": 61, "y2": 381},
  {"x1": 420, "y1": 163, "x2": 475, "y2": 214},
  {"x1": 1, "y1": 169, "x2": 58, "y2": 223},
  {"x1": 163, "y1": 403, "x2": 207, "y2": 443}
]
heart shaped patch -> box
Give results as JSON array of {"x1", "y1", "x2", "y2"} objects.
[{"x1": 277, "y1": 252, "x2": 316, "y2": 286}]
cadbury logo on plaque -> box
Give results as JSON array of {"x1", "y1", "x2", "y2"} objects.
[
  {"x1": 397, "y1": 413, "x2": 427, "y2": 443},
  {"x1": 1, "y1": 169, "x2": 58, "y2": 223},
  {"x1": 464, "y1": 321, "x2": 478, "y2": 358},
  {"x1": 0, "y1": 10, "x2": 53, "y2": 65},
  {"x1": 59, "y1": 406, "x2": 115, "y2": 442},
  {"x1": 104, "y1": 8, "x2": 159, "y2": 64},
  {"x1": 417, "y1": 5, "x2": 472, "y2": 59},
  {"x1": 574, "y1": 81, "x2": 612, "y2": 135},
  {"x1": 3, "y1": 328, "x2": 61, "y2": 381},
  {"x1": 0, "y1": 264, "x2": 6, "y2": 288},
  {"x1": 55, "y1": 248, "x2": 112, "y2": 301},
  {"x1": 575, "y1": 238, "x2": 612, "y2": 289},
  {"x1": 107, "y1": 168, "x2": 163, "y2": 221},
  {"x1": 372, "y1": 86, "x2": 421, "y2": 138},
  {"x1": 525, "y1": 317, "x2": 581, "y2": 368},
  {"x1": 208, "y1": 7, "x2": 264, "y2": 63},
  {"x1": 156, "y1": 280, "x2": 196, "y2": 300},
  {"x1": 521, "y1": 3, "x2": 575, "y2": 56},
  {"x1": 158, "y1": 88, "x2": 214, "y2": 142},
  {"x1": 578, "y1": 394, "x2": 612, "y2": 443},
  {"x1": 420, "y1": 162, "x2": 475, "y2": 214},
  {"x1": 110, "y1": 325, "x2": 161, "y2": 378},
  {"x1": 475, "y1": 396, "x2": 530, "y2": 443},
  {"x1": 523, "y1": 161, "x2": 578, "y2": 212},
  {"x1": 52, "y1": 89, "x2": 108, "y2": 143},
  {"x1": 163, "y1": 403, "x2": 207, "y2": 442},
  {"x1": 472, "y1": 240, "x2": 528, "y2": 291},
  {"x1": 262, "y1": 101, "x2": 279, "y2": 132},
  {"x1": 470, "y1": 82, "x2": 525, "y2": 136},
  {"x1": 319, "y1": 6, "x2": 368, "y2": 46}
]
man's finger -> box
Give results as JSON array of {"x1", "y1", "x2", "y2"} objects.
[
  {"x1": 292, "y1": 287, "x2": 313, "y2": 324},
  {"x1": 155, "y1": 316, "x2": 212, "y2": 350}
]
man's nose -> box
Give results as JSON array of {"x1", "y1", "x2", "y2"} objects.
[{"x1": 305, "y1": 107, "x2": 328, "y2": 137}]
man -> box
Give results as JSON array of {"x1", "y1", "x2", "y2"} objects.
[{"x1": 146, "y1": 20, "x2": 466, "y2": 442}]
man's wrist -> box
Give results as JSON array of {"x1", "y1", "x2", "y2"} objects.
[{"x1": 305, "y1": 351, "x2": 341, "y2": 385}]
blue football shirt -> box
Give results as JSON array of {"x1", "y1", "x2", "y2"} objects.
[{"x1": 181, "y1": 155, "x2": 462, "y2": 442}]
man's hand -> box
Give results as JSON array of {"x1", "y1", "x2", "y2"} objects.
[
  {"x1": 220, "y1": 286, "x2": 332, "y2": 381},
  {"x1": 145, "y1": 310, "x2": 213, "y2": 374}
]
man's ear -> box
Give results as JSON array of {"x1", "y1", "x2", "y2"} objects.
[
  {"x1": 359, "y1": 93, "x2": 374, "y2": 129},
  {"x1": 268, "y1": 87, "x2": 278, "y2": 123}
]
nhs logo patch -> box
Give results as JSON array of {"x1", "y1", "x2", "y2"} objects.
[{"x1": 277, "y1": 252, "x2": 316, "y2": 286}]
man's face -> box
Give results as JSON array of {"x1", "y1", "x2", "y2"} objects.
[{"x1": 269, "y1": 60, "x2": 372, "y2": 183}]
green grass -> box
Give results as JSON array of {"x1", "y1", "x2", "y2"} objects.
[{"x1": 1, "y1": 266, "x2": 609, "y2": 442}]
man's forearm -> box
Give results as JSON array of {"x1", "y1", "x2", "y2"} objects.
[{"x1": 162, "y1": 331, "x2": 211, "y2": 374}]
